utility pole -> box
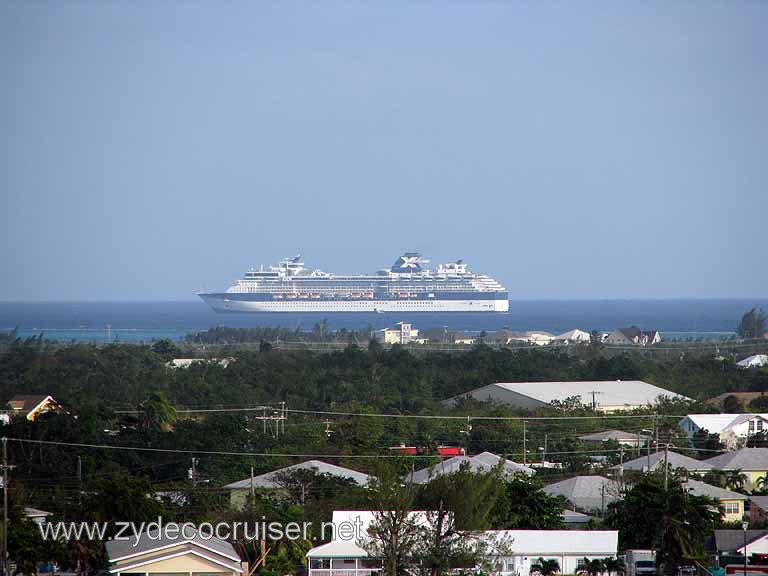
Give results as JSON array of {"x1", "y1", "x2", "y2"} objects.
[
  {"x1": 522, "y1": 420, "x2": 527, "y2": 466},
  {"x1": 2, "y1": 437, "x2": 15, "y2": 576},
  {"x1": 664, "y1": 443, "x2": 670, "y2": 490},
  {"x1": 250, "y1": 466, "x2": 255, "y2": 507}
]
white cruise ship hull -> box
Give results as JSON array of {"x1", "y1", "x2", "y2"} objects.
[{"x1": 200, "y1": 294, "x2": 509, "y2": 313}]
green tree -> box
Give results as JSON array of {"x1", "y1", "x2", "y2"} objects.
[
  {"x1": 138, "y1": 391, "x2": 177, "y2": 431},
  {"x1": 364, "y1": 460, "x2": 421, "y2": 576},
  {"x1": 151, "y1": 338, "x2": 182, "y2": 359},
  {"x1": 416, "y1": 462, "x2": 506, "y2": 576},
  {"x1": 491, "y1": 473, "x2": 564, "y2": 529},
  {"x1": 577, "y1": 558, "x2": 606, "y2": 576},
  {"x1": 737, "y1": 308, "x2": 767, "y2": 339},
  {"x1": 531, "y1": 557, "x2": 561, "y2": 576},
  {"x1": 722, "y1": 395, "x2": 744, "y2": 413},
  {"x1": 605, "y1": 475, "x2": 720, "y2": 573}
]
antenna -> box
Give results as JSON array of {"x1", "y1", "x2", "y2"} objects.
[{"x1": 323, "y1": 419, "x2": 334, "y2": 438}]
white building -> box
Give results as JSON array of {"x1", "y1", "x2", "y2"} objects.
[
  {"x1": 554, "y1": 329, "x2": 592, "y2": 345},
  {"x1": 679, "y1": 413, "x2": 768, "y2": 449},
  {"x1": 223, "y1": 460, "x2": 373, "y2": 510},
  {"x1": 506, "y1": 331, "x2": 556, "y2": 346},
  {"x1": 306, "y1": 511, "x2": 618, "y2": 576},
  {"x1": 406, "y1": 451, "x2": 534, "y2": 484},
  {"x1": 376, "y1": 322, "x2": 419, "y2": 345},
  {"x1": 443, "y1": 380, "x2": 689, "y2": 412},
  {"x1": 737, "y1": 354, "x2": 768, "y2": 369}
]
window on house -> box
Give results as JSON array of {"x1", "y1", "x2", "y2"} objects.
[
  {"x1": 750, "y1": 421, "x2": 756, "y2": 432},
  {"x1": 759, "y1": 420, "x2": 764, "y2": 431},
  {"x1": 723, "y1": 501, "x2": 741, "y2": 515}
]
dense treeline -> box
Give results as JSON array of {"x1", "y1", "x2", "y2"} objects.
[{"x1": 1, "y1": 337, "x2": 767, "y2": 572}]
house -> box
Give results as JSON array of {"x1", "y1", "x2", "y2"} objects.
[
  {"x1": 23, "y1": 507, "x2": 52, "y2": 525},
  {"x1": 679, "y1": 413, "x2": 768, "y2": 449},
  {"x1": 306, "y1": 510, "x2": 618, "y2": 576},
  {"x1": 106, "y1": 527, "x2": 245, "y2": 575},
  {"x1": 1, "y1": 394, "x2": 63, "y2": 424},
  {"x1": 376, "y1": 322, "x2": 419, "y2": 345},
  {"x1": 506, "y1": 331, "x2": 556, "y2": 346},
  {"x1": 560, "y1": 509, "x2": 597, "y2": 528},
  {"x1": 406, "y1": 451, "x2": 534, "y2": 484},
  {"x1": 543, "y1": 476, "x2": 622, "y2": 514},
  {"x1": 223, "y1": 460, "x2": 373, "y2": 510},
  {"x1": 578, "y1": 429, "x2": 652, "y2": 447},
  {"x1": 453, "y1": 332, "x2": 476, "y2": 345},
  {"x1": 705, "y1": 448, "x2": 768, "y2": 487},
  {"x1": 611, "y1": 450, "x2": 713, "y2": 473},
  {"x1": 713, "y1": 530, "x2": 768, "y2": 556},
  {"x1": 683, "y1": 479, "x2": 747, "y2": 522},
  {"x1": 443, "y1": 380, "x2": 690, "y2": 412},
  {"x1": 737, "y1": 354, "x2": 768, "y2": 369},
  {"x1": 554, "y1": 329, "x2": 592, "y2": 345},
  {"x1": 605, "y1": 327, "x2": 661, "y2": 346},
  {"x1": 749, "y1": 496, "x2": 768, "y2": 523},
  {"x1": 167, "y1": 358, "x2": 232, "y2": 369}
]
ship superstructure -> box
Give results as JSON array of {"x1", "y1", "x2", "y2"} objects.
[{"x1": 198, "y1": 253, "x2": 509, "y2": 313}]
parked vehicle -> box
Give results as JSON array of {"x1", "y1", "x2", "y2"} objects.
[{"x1": 624, "y1": 550, "x2": 656, "y2": 576}]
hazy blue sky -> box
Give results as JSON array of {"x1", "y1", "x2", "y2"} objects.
[{"x1": 1, "y1": 1, "x2": 766, "y2": 300}]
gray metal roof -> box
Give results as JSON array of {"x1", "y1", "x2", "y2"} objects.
[
  {"x1": 445, "y1": 380, "x2": 689, "y2": 409},
  {"x1": 561, "y1": 509, "x2": 596, "y2": 524},
  {"x1": 223, "y1": 460, "x2": 373, "y2": 489},
  {"x1": 683, "y1": 479, "x2": 747, "y2": 501},
  {"x1": 406, "y1": 451, "x2": 534, "y2": 484},
  {"x1": 705, "y1": 448, "x2": 768, "y2": 471},
  {"x1": 578, "y1": 430, "x2": 651, "y2": 443},
  {"x1": 105, "y1": 527, "x2": 240, "y2": 564},
  {"x1": 611, "y1": 450, "x2": 713, "y2": 472},
  {"x1": 714, "y1": 530, "x2": 768, "y2": 552},
  {"x1": 543, "y1": 476, "x2": 622, "y2": 512}
]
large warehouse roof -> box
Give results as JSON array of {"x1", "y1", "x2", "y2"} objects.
[{"x1": 444, "y1": 380, "x2": 689, "y2": 411}]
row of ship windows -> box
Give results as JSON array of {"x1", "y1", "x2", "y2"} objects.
[{"x1": 260, "y1": 302, "x2": 442, "y2": 307}]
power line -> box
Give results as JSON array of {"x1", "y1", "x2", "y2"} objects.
[
  {"x1": 113, "y1": 405, "x2": 686, "y2": 421},
  {"x1": 6, "y1": 436, "x2": 650, "y2": 460}
]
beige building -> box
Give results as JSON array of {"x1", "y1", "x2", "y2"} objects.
[
  {"x1": 106, "y1": 528, "x2": 245, "y2": 575},
  {"x1": 377, "y1": 322, "x2": 418, "y2": 344}
]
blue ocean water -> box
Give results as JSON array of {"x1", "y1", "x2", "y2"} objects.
[{"x1": 0, "y1": 299, "x2": 765, "y2": 343}]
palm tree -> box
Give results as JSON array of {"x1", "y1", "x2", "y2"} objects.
[
  {"x1": 578, "y1": 558, "x2": 606, "y2": 576},
  {"x1": 603, "y1": 557, "x2": 625, "y2": 576},
  {"x1": 725, "y1": 469, "x2": 749, "y2": 491},
  {"x1": 756, "y1": 475, "x2": 768, "y2": 493},
  {"x1": 531, "y1": 557, "x2": 561, "y2": 576},
  {"x1": 138, "y1": 391, "x2": 177, "y2": 432}
]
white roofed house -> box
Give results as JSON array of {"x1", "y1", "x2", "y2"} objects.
[
  {"x1": 578, "y1": 429, "x2": 652, "y2": 447},
  {"x1": 554, "y1": 329, "x2": 592, "y2": 345},
  {"x1": 737, "y1": 354, "x2": 768, "y2": 369},
  {"x1": 406, "y1": 451, "x2": 534, "y2": 484},
  {"x1": 543, "y1": 476, "x2": 622, "y2": 515},
  {"x1": 443, "y1": 380, "x2": 690, "y2": 412},
  {"x1": 306, "y1": 511, "x2": 619, "y2": 576},
  {"x1": 506, "y1": 331, "x2": 556, "y2": 346},
  {"x1": 679, "y1": 413, "x2": 768, "y2": 449},
  {"x1": 610, "y1": 450, "x2": 713, "y2": 474},
  {"x1": 223, "y1": 460, "x2": 373, "y2": 510}
]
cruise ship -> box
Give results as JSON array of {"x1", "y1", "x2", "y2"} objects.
[{"x1": 198, "y1": 253, "x2": 509, "y2": 313}]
